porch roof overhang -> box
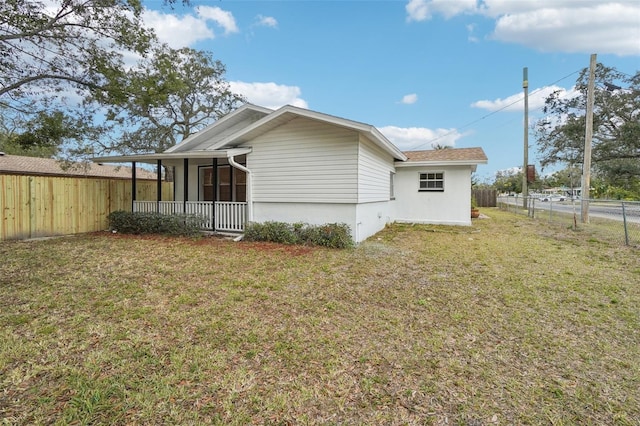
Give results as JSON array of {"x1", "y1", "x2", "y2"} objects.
[{"x1": 92, "y1": 147, "x2": 252, "y2": 165}]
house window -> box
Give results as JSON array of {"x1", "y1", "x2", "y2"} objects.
[
  {"x1": 390, "y1": 172, "x2": 395, "y2": 200},
  {"x1": 200, "y1": 164, "x2": 246, "y2": 202},
  {"x1": 419, "y1": 172, "x2": 444, "y2": 191}
]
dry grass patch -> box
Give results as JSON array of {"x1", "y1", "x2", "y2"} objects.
[{"x1": 1, "y1": 209, "x2": 639, "y2": 425}]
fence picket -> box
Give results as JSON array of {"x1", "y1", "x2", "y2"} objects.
[{"x1": 1, "y1": 174, "x2": 173, "y2": 241}]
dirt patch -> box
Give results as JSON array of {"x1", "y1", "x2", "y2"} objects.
[
  {"x1": 240, "y1": 240, "x2": 317, "y2": 256},
  {"x1": 98, "y1": 231, "x2": 316, "y2": 256}
]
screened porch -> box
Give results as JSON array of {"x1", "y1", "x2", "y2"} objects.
[{"x1": 93, "y1": 148, "x2": 252, "y2": 234}]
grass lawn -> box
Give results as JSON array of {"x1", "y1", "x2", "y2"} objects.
[{"x1": 1, "y1": 209, "x2": 639, "y2": 425}]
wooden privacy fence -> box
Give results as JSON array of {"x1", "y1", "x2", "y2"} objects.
[
  {"x1": 472, "y1": 189, "x2": 497, "y2": 208},
  {"x1": 1, "y1": 174, "x2": 173, "y2": 241}
]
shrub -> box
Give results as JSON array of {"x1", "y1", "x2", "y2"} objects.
[
  {"x1": 243, "y1": 221, "x2": 298, "y2": 244},
  {"x1": 107, "y1": 210, "x2": 204, "y2": 237},
  {"x1": 306, "y1": 223, "x2": 353, "y2": 248},
  {"x1": 244, "y1": 221, "x2": 353, "y2": 249}
]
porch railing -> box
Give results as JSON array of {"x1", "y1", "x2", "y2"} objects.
[{"x1": 133, "y1": 201, "x2": 247, "y2": 232}]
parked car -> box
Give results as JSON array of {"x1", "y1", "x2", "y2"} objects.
[{"x1": 541, "y1": 196, "x2": 566, "y2": 202}]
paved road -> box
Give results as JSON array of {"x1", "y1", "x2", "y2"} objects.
[{"x1": 498, "y1": 197, "x2": 640, "y2": 224}]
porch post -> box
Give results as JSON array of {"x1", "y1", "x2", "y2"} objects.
[
  {"x1": 156, "y1": 159, "x2": 162, "y2": 213},
  {"x1": 131, "y1": 161, "x2": 137, "y2": 212},
  {"x1": 212, "y1": 158, "x2": 218, "y2": 230},
  {"x1": 183, "y1": 158, "x2": 189, "y2": 214}
]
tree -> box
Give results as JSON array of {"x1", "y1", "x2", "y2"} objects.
[
  {"x1": 1, "y1": 1, "x2": 245, "y2": 165},
  {"x1": 535, "y1": 65, "x2": 639, "y2": 193},
  {"x1": 493, "y1": 169, "x2": 523, "y2": 194},
  {"x1": 0, "y1": 105, "x2": 82, "y2": 157},
  {"x1": 0, "y1": 0, "x2": 160, "y2": 105},
  {"x1": 94, "y1": 44, "x2": 245, "y2": 155},
  {"x1": 433, "y1": 143, "x2": 452, "y2": 150},
  {"x1": 539, "y1": 166, "x2": 581, "y2": 189}
]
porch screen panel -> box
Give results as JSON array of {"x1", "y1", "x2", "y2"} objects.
[
  {"x1": 235, "y1": 170, "x2": 246, "y2": 202},
  {"x1": 202, "y1": 168, "x2": 214, "y2": 201},
  {"x1": 218, "y1": 165, "x2": 232, "y2": 202}
]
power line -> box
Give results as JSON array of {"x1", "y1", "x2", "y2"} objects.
[{"x1": 406, "y1": 69, "x2": 583, "y2": 151}]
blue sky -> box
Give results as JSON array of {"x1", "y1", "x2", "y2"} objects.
[{"x1": 142, "y1": 0, "x2": 640, "y2": 182}]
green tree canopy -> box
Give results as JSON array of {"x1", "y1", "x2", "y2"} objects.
[
  {"x1": 493, "y1": 169, "x2": 523, "y2": 194},
  {"x1": 0, "y1": 0, "x2": 159, "y2": 103},
  {"x1": 95, "y1": 44, "x2": 245, "y2": 155},
  {"x1": 534, "y1": 65, "x2": 639, "y2": 192},
  {"x1": 1, "y1": 1, "x2": 245, "y2": 163}
]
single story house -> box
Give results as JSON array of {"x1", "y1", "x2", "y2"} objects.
[{"x1": 93, "y1": 104, "x2": 487, "y2": 243}]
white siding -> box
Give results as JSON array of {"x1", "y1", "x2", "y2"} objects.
[
  {"x1": 246, "y1": 117, "x2": 359, "y2": 203},
  {"x1": 357, "y1": 135, "x2": 395, "y2": 203}
]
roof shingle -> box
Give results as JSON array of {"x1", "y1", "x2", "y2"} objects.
[
  {"x1": 402, "y1": 147, "x2": 487, "y2": 163},
  {"x1": 0, "y1": 154, "x2": 158, "y2": 179}
]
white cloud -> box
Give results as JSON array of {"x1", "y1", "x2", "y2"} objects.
[
  {"x1": 400, "y1": 93, "x2": 418, "y2": 104},
  {"x1": 471, "y1": 85, "x2": 579, "y2": 112},
  {"x1": 256, "y1": 15, "x2": 278, "y2": 28},
  {"x1": 229, "y1": 81, "x2": 308, "y2": 110},
  {"x1": 378, "y1": 125, "x2": 463, "y2": 151},
  {"x1": 142, "y1": 6, "x2": 239, "y2": 48},
  {"x1": 491, "y1": 3, "x2": 640, "y2": 55},
  {"x1": 466, "y1": 23, "x2": 479, "y2": 43},
  {"x1": 196, "y1": 6, "x2": 239, "y2": 35},
  {"x1": 406, "y1": 0, "x2": 478, "y2": 21},
  {"x1": 406, "y1": 0, "x2": 430, "y2": 22},
  {"x1": 143, "y1": 9, "x2": 214, "y2": 48},
  {"x1": 406, "y1": 1, "x2": 640, "y2": 56}
]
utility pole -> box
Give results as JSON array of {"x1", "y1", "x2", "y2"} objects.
[
  {"x1": 581, "y1": 54, "x2": 597, "y2": 223},
  {"x1": 522, "y1": 67, "x2": 529, "y2": 209}
]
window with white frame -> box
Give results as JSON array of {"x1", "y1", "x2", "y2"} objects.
[
  {"x1": 419, "y1": 172, "x2": 444, "y2": 191},
  {"x1": 389, "y1": 172, "x2": 395, "y2": 200}
]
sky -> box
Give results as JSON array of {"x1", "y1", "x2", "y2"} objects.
[{"x1": 140, "y1": 0, "x2": 640, "y2": 182}]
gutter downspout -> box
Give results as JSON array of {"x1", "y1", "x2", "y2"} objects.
[{"x1": 228, "y1": 154, "x2": 253, "y2": 223}]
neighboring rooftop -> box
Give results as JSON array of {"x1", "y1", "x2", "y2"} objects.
[{"x1": 0, "y1": 154, "x2": 158, "y2": 180}]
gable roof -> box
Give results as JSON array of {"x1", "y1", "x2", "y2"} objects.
[
  {"x1": 0, "y1": 154, "x2": 157, "y2": 179},
  {"x1": 398, "y1": 147, "x2": 488, "y2": 168},
  {"x1": 166, "y1": 104, "x2": 407, "y2": 161},
  {"x1": 166, "y1": 104, "x2": 272, "y2": 154},
  {"x1": 201, "y1": 104, "x2": 408, "y2": 161},
  {"x1": 93, "y1": 104, "x2": 409, "y2": 164}
]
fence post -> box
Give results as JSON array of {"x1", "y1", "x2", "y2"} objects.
[
  {"x1": 29, "y1": 176, "x2": 36, "y2": 239},
  {"x1": 622, "y1": 202, "x2": 629, "y2": 246}
]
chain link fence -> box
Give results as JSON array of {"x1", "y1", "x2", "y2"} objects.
[{"x1": 497, "y1": 196, "x2": 640, "y2": 248}]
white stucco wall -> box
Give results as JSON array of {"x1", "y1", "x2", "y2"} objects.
[
  {"x1": 252, "y1": 201, "x2": 356, "y2": 234},
  {"x1": 252, "y1": 201, "x2": 391, "y2": 243},
  {"x1": 354, "y1": 200, "x2": 393, "y2": 242},
  {"x1": 392, "y1": 165, "x2": 472, "y2": 226}
]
